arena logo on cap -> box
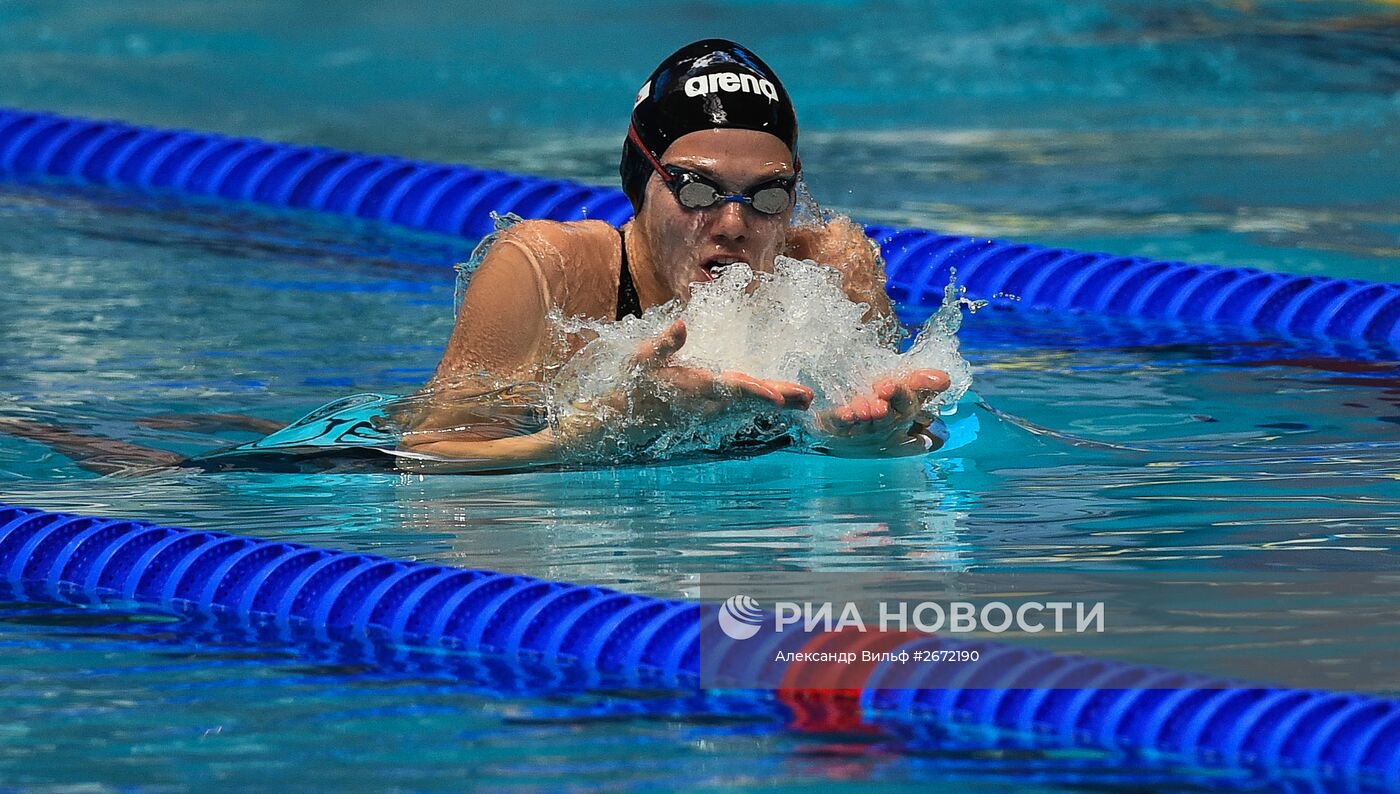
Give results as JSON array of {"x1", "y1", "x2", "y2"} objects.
[{"x1": 684, "y1": 72, "x2": 779, "y2": 103}]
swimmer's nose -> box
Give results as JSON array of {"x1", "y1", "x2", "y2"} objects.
[{"x1": 709, "y1": 200, "x2": 749, "y2": 244}]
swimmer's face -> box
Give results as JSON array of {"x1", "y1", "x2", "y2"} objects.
[{"x1": 635, "y1": 128, "x2": 795, "y2": 301}]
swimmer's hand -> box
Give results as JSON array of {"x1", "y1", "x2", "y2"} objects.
[
  {"x1": 617, "y1": 320, "x2": 814, "y2": 416},
  {"x1": 808, "y1": 369, "x2": 951, "y2": 457},
  {"x1": 571, "y1": 320, "x2": 812, "y2": 452}
]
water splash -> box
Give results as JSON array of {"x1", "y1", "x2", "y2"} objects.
[
  {"x1": 546, "y1": 255, "x2": 977, "y2": 461},
  {"x1": 789, "y1": 178, "x2": 833, "y2": 227},
  {"x1": 920, "y1": 267, "x2": 989, "y2": 341}
]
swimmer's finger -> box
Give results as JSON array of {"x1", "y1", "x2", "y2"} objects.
[
  {"x1": 870, "y1": 394, "x2": 893, "y2": 421},
  {"x1": 761, "y1": 379, "x2": 814, "y2": 410},
  {"x1": 847, "y1": 395, "x2": 867, "y2": 422},
  {"x1": 631, "y1": 320, "x2": 687, "y2": 368},
  {"x1": 886, "y1": 383, "x2": 916, "y2": 416},
  {"x1": 657, "y1": 365, "x2": 713, "y2": 397},
  {"x1": 718, "y1": 371, "x2": 778, "y2": 405},
  {"x1": 879, "y1": 370, "x2": 951, "y2": 419},
  {"x1": 873, "y1": 378, "x2": 918, "y2": 417},
  {"x1": 818, "y1": 406, "x2": 857, "y2": 430},
  {"x1": 721, "y1": 372, "x2": 813, "y2": 410},
  {"x1": 813, "y1": 406, "x2": 855, "y2": 435},
  {"x1": 873, "y1": 377, "x2": 900, "y2": 401},
  {"x1": 906, "y1": 369, "x2": 951, "y2": 399},
  {"x1": 851, "y1": 394, "x2": 887, "y2": 422}
]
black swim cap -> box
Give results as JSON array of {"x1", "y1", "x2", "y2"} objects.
[{"x1": 621, "y1": 39, "x2": 799, "y2": 212}]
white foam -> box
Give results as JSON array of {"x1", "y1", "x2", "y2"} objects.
[{"x1": 547, "y1": 255, "x2": 975, "y2": 460}]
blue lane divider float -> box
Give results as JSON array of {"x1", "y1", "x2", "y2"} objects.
[
  {"x1": 2, "y1": 107, "x2": 1398, "y2": 348},
  {"x1": 3, "y1": 503, "x2": 1397, "y2": 790}
]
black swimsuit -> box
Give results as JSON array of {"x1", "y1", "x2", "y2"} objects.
[{"x1": 616, "y1": 226, "x2": 641, "y2": 320}]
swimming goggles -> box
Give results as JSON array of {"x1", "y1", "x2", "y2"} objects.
[{"x1": 628, "y1": 125, "x2": 798, "y2": 215}]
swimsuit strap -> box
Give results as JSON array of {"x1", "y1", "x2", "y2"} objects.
[{"x1": 616, "y1": 225, "x2": 642, "y2": 321}]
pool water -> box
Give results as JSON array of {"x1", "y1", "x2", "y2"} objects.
[{"x1": 2, "y1": 0, "x2": 1397, "y2": 790}]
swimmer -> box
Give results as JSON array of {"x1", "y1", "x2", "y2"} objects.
[{"x1": 400, "y1": 39, "x2": 951, "y2": 472}]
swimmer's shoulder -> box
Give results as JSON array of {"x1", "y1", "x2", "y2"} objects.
[
  {"x1": 784, "y1": 216, "x2": 876, "y2": 263},
  {"x1": 543, "y1": 219, "x2": 623, "y2": 261},
  {"x1": 493, "y1": 219, "x2": 618, "y2": 264},
  {"x1": 490, "y1": 219, "x2": 623, "y2": 317}
]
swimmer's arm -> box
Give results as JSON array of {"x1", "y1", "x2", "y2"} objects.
[
  {"x1": 397, "y1": 408, "x2": 609, "y2": 473},
  {"x1": 427, "y1": 225, "x2": 553, "y2": 388},
  {"x1": 395, "y1": 428, "x2": 559, "y2": 473},
  {"x1": 402, "y1": 224, "x2": 557, "y2": 440}
]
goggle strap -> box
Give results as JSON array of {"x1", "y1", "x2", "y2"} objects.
[{"x1": 627, "y1": 124, "x2": 673, "y2": 184}]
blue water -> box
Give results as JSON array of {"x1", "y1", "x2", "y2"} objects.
[{"x1": 1, "y1": 1, "x2": 1398, "y2": 790}]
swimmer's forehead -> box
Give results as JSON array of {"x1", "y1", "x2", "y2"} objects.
[{"x1": 660, "y1": 130, "x2": 795, "y2": 184}]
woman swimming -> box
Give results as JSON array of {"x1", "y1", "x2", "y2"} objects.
[{"x1": 396, "y1": 39, "x2": 950, "y2": 472}]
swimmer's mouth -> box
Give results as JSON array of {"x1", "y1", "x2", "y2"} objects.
[{"x1": 699, "y1": 256, "x2": 747, "y2": 280}]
